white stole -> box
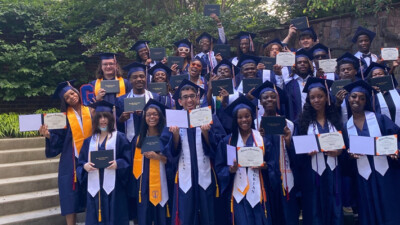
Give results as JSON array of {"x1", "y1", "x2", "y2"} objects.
[
  {"x1": 347, "y1": 111, "x2": 389, "y2": 180},
  {"x1": 232, "y1": 129, "x2": 264, "y2": 208},
  {"x1": 376, "y1": 90, "x2": 400, "y2": 127},
  {"x1": 125, "y1": 90, "x2": 154, "y2": 142},
  {"x1": 159, "y1": 161, "x2": 169, "y2": 206},
  {"x1": 87, "y1": 131, "x2": 117, "y2": 197},
  {"x1": 341, "y1": 100, "x2": 349, "y2": 125},
  {"x1": 281, "y1": 120, "x2": 295, "y2": 192},
  {"x1": 307, "y1": 121, "x2": 338, "y2": 175},
  {"x1": 231, "y1": 57, "x2": 238, "y2": 66},
  {"x1": 178, "y1": 127, "x2": 212, "y2": 193}
]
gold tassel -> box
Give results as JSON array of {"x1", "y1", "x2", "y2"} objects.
[
  {"x1": 139, "y1": 175, "x2": 143, "y2": 203},
  {"x1": 211, "y1": 168, "x2": 219, "y2": 198},
  {"x1": 175, "y1": 171, "x2": 178, "y2": 184},
  {"x1": 74, "y1": 170, "x2": 77, "y2": 182},
  {"x1": 230, "y1": 195, "x2": 234, "y2": 213},
  {"x1": 166, "y1": 203, "x2": 171, "y2": 218},
  {"x1": 98, "y1": 192, "x2": 102, "y2": 222}
]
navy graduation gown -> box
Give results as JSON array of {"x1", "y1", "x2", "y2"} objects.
[
  {"x1": 166, "y1": 115, "x2": 226, "y2": 225},
  {"x1": 45, "y1": 123, "x2": 86, "y2": 216},
  {"x1": 90, "y1": 78, "x2": 132, "y2": 105},
  {"x1": 284, "y1": 79, "x2": 303, "y2": 122},
  {"x1": 77, "y1": 131, "x2": 131, "y2": 225},
  {"x1": 263, "y1": 134, "x2": 299, "y2": 225},
  {"x1": 294, "y1": 122, "x2": 344, "y2": 225},
  {"x1": 215, "y1": 133, "x2": 271, "y2": 225},
  {"x1": 343, "y1": 113, "x2": 400, "y2": 225}
]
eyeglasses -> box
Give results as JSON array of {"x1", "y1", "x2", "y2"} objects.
[
  {"x1": 145, "y1": 113, "x2": 159, "y2": 117},
  {"x1": 178, "y1": 47, "x2": 190, "y2": 53},
  {"x1": 101, "y1": 63, "x2": 116, "y2": 67},
  {"x1": 181, "y1": 94, "x2": 197, "y2": 100},
  {"x1": 190, "y1": 63, "x2": 202, "y2": 69}
]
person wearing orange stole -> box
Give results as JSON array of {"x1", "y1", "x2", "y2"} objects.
[
  {"x1": 90, "y1": 52, "x2": 132, "y2": 105},
  {"x1": 39, "y1": 81, "x2": 92, "y2": 225},
  {"x1": 215, "y1": 95, "x2": 271, "y2": 225},
  {"x1": 132, "y1": 99, "x2": 173, "y2": 225}
]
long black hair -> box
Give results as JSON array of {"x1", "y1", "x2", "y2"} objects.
[
  {"x1": 60, "y1": 87, "x2": 81, "y2": 113},
  {"x1": 229, "y1": 108, "x2": 255, "y2": 146},
  {"x1": 298, "y1": 87, "x2": 342, "y2": 135},
  {"x1": 136, "y1": 106, "x2": 166, "y2": 148}
]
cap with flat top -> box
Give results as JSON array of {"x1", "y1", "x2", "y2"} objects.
[{"x1": 53, "y1": 80, "x2": 77, "y2": 99}]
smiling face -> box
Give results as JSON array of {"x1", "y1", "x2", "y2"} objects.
[
  {"x1": 217, "y1": 65, "x2": 232, "y2": 79},
  {"x1": 357, "y1": 35, "x2": 371, "y2": 53},
  {"x1": 101, "y1": 59, "x2": 116, "y2": 79},
  {"x1": 241, "y1": 63, "x2": 257, "y2": 78},
  {"x1": 153, "y1": 71, "x2": 167, "y2": 83},
  {"x1": 129, "y1": 71, "x2": 146, "y2": 92},
  {"x1": 240, "y1": 39, "x2": 250, "y2": 54},
  {"x1": 145, "y1": 107, "x2": 160, "y2": 128},
  {"x1": 98, "y1": 115, "x2": 109, "y2": 129},
  {"x1": 295, "y1": 57, "x2": 311, "y2": 76},
  {"x1": 260, "y1": 91, "x2": 277, "y2": 112},
  {"x1": 138, "y1": 47, "x2": 149, "y2": 61},
  {"x1": 237, "y1": 108, "x2": 252, "y2": 132},
  {"x1": 178, "y1": 47, "x2": 190, "y2": 58},
  {"x1": 63, "y1": 89, "x2": 80, "y2": 107},
  {"x1": 299, "y1": 35, "x2": 314, "y2": 50},
  {"x1": 308, "y1": 88, "x2": 327, "y2": 112},
  {"x1": 349, "y1": 92, "x2": 366, "y2": 114},
  {"x1": 199, "y1": 38, "x2": 211, "y2": 52},
  {"x1": 339, "y1": 63, "x2": 357, "y2": 81},
  {"x1": 178, "y1": 89, "x2": 198, "y2": 111}
]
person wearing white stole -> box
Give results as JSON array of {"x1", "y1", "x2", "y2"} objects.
[
  {"x1": 310, "y1": 43, "x2": 337, "y2": 81},
  {"x1": 252, "y1": 81, "x2": 298, "y2": 225},
  {"x1": 167, "y1": 80, "x2": 226, "y2": 225},
  {"x1": 294, "y1": 78, "x2": 344, "y2": 225},
  {"x1": 77, "y1": 100, "x2": 131, "y2": 225},
  {"x1": 132, "y1": 99, "x2": 172, "y2": 225},
  {"x1": 215, "y1": 95, "x2": 271, "y2": 225},
  {"x1": 343, "y1": 80, "x2": 400, "y2": 225}
]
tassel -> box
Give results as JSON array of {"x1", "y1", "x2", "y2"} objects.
[
  {"x1": 282, "y1": 180, "x2": 286, "y2": 197},
  {"x1": 139, "y1": 175, "x2": 143, "y2": 203},
  {"x1": 232, "y1": 65, "x2": 236, "y2": 87},
  {"x1": 211, "y1": 167, "x2": 219, "y2": 198},
  {"x1": 166, "y1": 203, "x2": 171, "y2": 218},
  {"x1": 286, "y1": 187, "x2": 290, "y2": 201},
  {"x1": 175, "y1": 171, "x2": 181, "y2": 225},
  {"x1": 98, "y1": 192, "x2": 102, "y2": 222},
  {"x1": 231, "y1": 194, "x2": 235, "y2": 225}
]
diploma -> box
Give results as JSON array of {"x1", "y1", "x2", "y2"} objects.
[
  {"x1": 318, "y1": 59, "x2": 337, "y2": 73},
  {"x1": 290, "y1": 17, "x2": 309, "y2": 30},
  {"x1": 19, "y1": 114, "x2": 42, "y2": 132},
  {"x1": 166, "y1": 109, "x2": 189, "y2": 128},
  {"x1": 141, "y1": 136, "x2": 162, "y2": 153},
  {"x1": 101, "y1": 80, "x2": 120, "y2": 93},
  {"x1": 169, "y1": 74, "x2": 187, "y2": 89},
  {"x1": 370, "y1": 75, "x2": 394, "y2": 91},
  {"x1": 293, "y1": 135, "x2": 319, "y2": 154},
  {"x1": 376, "y1": 135, "x2": 398, "y2": 155},
  {"x1": 213, "y1": 44, "x2": 231, "y2": 59},
  {"x1": 167, "y1": 56, "x2": 184, "y2": 69},
  {"x1": 124, "y1": 97, "x2": 146, "y2": 112},
  {"x1": 211, "y1": 79, "x2": 234, "y2": 96},
  {"x1": 150, "y1": 47, "x2": 166, "y2": 61},
  {"x1": 237, "y1": 146, "x2": 264, "y2": 167},
  {"x1": 317, "y1": 131, "x2": 345, "y2": 152},
  {"x1": 242, "y1": 78, "x2": 262, "y2": 94},
  {"x1": 261, "y1": 116, "x2": 285, "y2": 135},
  {"x1": 204, "y1": 4, "x2": 220, "y2": 16},
  {"x1": 260, "y1": 57, "x2": 276, "y2": 70},
  {"x1": 189, "y1": 106, "x2": 213, "y2": 128},
  {"x1": 147, "y1": 82, "x2": 168, "y2": 96},
  {"x1": 349, "y1": 135, "x2": 375, "y2": 155},
  {"x1": 330, "y1": 79, "x2": 351, "y2": 96},
  {"x1": 381, "y1": 48, "x2": 399, "y2": 61},
  {"x1": 276, "y1": 52, "x2": 295, "y2": 67},
  {"x1": 43, "y1": 113, "x2": 67, "y2": 130},
  {"x1": 227, "y1": 145, "x2": 237, "y2": 166},
  {"x1": 90, "y1": 150, "x2": 114, "y2": 169}
]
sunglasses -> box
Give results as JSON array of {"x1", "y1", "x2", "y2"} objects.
[{"x1": 178, "y1": 47, "x2": 190, "y2": 53}]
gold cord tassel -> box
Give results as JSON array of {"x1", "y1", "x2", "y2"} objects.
[
  {"x1": 166, "y1": 203, "x2": 171, "y2": 218},
  {"x1": 98, "y1": 192, "x2": 102, "y2": 222}
]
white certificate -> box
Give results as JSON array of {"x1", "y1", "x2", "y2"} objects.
[
  {"x1": 276, "y1": 52, "x2": 296, "y2": 67},
  {"x1": 43, "y1": 113, "x2": 67, "y2": 130},
  {"x1": 189, "y1": 106, "x2": 213, "y2": 128},
  {"x1": 349, "y1": 135, "x2": 374, "y2": 155},
  {"x1": 381, "y1": 48, "x2": 399, "y2": 61},
  {"x1": 19, "y1": 114, "x2": 42, "y2": 132},
  {"x1": 318, "y1": 59, "x2": 337, "y2": 73},
  {"x1": 227, "y1": 145, "x2": 237, "y2": 166},
  {"x1": 237, "y1": 146, "x2": 264, "y2": 167},
  {"x1": 376, "y1": 135, "x2": 398, "y2": 155},
  {"x1": 293, "y1": 135, "x2": 319, "y2": 154},
  {"x1": 166, "y1": 109, "x2": 188, "y2": 128},
  {"x1": 318, "y1": 131, "x2": 345, "y2": 152}
]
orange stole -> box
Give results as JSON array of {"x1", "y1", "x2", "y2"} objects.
[
  {"x1": 133, "y1": 137, "x2": 162, "y2": 206},
  {"x1": 94, "y1": 77, "x2": 126, "y2": 97},
  {"x1": 67, "y1": 106, "x2": 92, "y2": 156}
]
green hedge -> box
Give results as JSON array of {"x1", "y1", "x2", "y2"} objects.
[{"x1": 0, "y1": 108, "x2": 60, "y2": 138}]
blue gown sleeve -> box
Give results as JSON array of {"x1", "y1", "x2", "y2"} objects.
[
  {"x1": 215, "y1": 136, "x2": 234, "y2": 194},
  {"x1": 115, "y1": 132, "x2": 131, "y2": 170},
  {"x1": 77, "y1": 137, "x2": 91, "y2": 185},
  {"x1": 203, "y1": 115, "x2": 227, "y2": 159},
  {"x1": 45, "y1": 128, "x2": 67, "y2": 158}
]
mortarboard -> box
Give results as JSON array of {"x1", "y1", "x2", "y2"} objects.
[
  {"x1": 143, "y1": 98, "x2": 168, "y2": 116},
  {"x1": 53, "y1": 80, "x2": 76, "y2": 99},
  {"x1": 263, "y1": 38, "x2": 283, "y2": 49},
  {"x1": 130, "y1": 40, "x2": 150, "y2": 52},
  {"x1": 351, "y1": 26, "x2": 376, "y2": 43},
  {"x1": 89, "y1": 100, "x2": 114, "y2": 112},
  {"x1": 213, "y1": 59, "x2": 240, "y2": 75},
  {"x1": 174, "y1": 39, "x2": 193, "y2": 49},
  {"x1": 336, "y1": 52, "x2": 360, "y2": 70},
  {"x1": 123, "y1": 62, "x2": 147, "y2": 78},
  {"x1": 237, "y1": 54, "x2": 261, "y2": 67},
  {"x1": 225, "y1": 95, "x2": 257, "y2": 118},
  {"x1": 299, "y1": 27, "x2": 317, "y2": 41},
  {"x1": 148, "y1": 62, "x2": 172, "y2": 79},
  {"x1": 196, "y1": 32, "x2": 217, "y2": 43},
  {"x1": 172, "y1": 79, "x2": 205, "y2": 102},
  {"x1": 296, "y1": 49, "x2": 313, "y2": 60},
  {"x1": 94, "y1": 52, "x2": 118, "y2": 60},
  {"x1": 310, "y1": 43, "x2": 329, "y2": 56}
]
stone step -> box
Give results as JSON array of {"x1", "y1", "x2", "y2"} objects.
[
  {"x1": 0, "y1": 137, "x2": 44, "y2": 151},
  {"x1": 0, "y1": 148, "x2": 48, "y2": 163},
  {"x1": 0, "y1": 159, "x2": 59, "y2": 179},
  {"x1": 0, "y1": 188, "x2": 59, "y2": 216},
  {"x1": 0, "y1": 173, "x2": 58, "y2": 196},
  {"x1": 0, "y1": 207, "x2": 66, "y2": 225}
]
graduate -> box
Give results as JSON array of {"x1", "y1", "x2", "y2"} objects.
[
  {"x1": 167, "y1": 79, "x2": 226, "y2": 225},
  {"x1": 187, "y1": 58, "x2": 207, "y2": 90},
  {"x1": 231, "y1": 31, "x2": 256, "y2": 66},
  {"x1": 352, "y1": 26, "x2": 379, "y2": 69},
  {"x1": 282, "y1": 26, "x2": 317, "y2": 51},
  {"x1": 235, "y1": 54, "x2": 261, "y2": 92},
  {"x1": 294, "y1": 77, "x2": 344, "y2": 225},
  {"x1": 343, "y1": 80, "x2": 400, "y2": 225},
  {"x1": 132, "y1": 99, "x2": 172, "y2": 225},
  {"x1": 91, "y1": 52, "x2": 131, "y2": 105},
  {"x1": 215, "y1": 95, "x2": 271, "y2": 225},
  {"x1": 366, "y1": 62, "x2": 400, "y2": 126},
  {"x1": 39, "y1": 81, "x2": 91, "y2": 225},
  {"x1": 284, "y1": 49, "x2": 315, "y2": 121},
  {"x1": 77, "y1": 100, "x2": 131, "y2": 225},
  {"x1": 130, "y1": 40, "x2": 157, "y2": 68},
  {"x1": 310, "y1": 43, "x2": 337, "y2": 80},
  {"x1": 171, "y1": 39, "x2": 193, "y2": 75},
  {"x1": 149, "y1": 62, "x2": 175, "y2": 109}
]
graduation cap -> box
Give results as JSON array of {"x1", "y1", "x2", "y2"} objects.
[
  {"x1": 252, "y1": 80, "x2": 285, "y2": 111},
  {"x1": 143, "y1": 98, "x2": 168, "y2": 117},
  {"x1": 174, "y1": 39, "x2": 192, "y2": 48},
  {"x1": 303, "y1": 77, "x2": 334, "y2": 105},
  {"x1": 130, "y1": 40, "x2": 150, "y2": 52},
  {"x1": 172, "y1": 79, "x2": 205, "y2": 102},
  {"x1": 296, "y1": 49, "x2": 313, "y2": 60},
  {"x1": 262, "y1": 38, "x2": 283, "y2": 49},
  {"x1": 53, "y1": 80, "x2": 77, "y2": 99},
  {"x1": 364, "y1": 62, "x2": 387, "y2": 77},
  {"x1": 89, "y1": 100, "x2": 114, "y2": 112},
  {"x1": 299, "y1": 27, "x2": 317, "y2": 41},
  {"x1": 336, "y1": 52, "x2": 360, "y2": 70},
  {"x1": 148, "y1": 62, "x2": 172, "y2": 79},
  {"x1": 196, "y1": 32, "x2": 217, "y2": 44},
  {"x1": 94, "y1": 52, "x2": 118, "y2": 60},
  {"x1": 225, "y1": 95, "x2": 257, "y2": 118},
  {"x1": 212, "y1": 59, "x2": 240, "y2": 76},
  {"x1": 123, "y1": 62, "x2": 147, "y2": 78},
  {"x1": 310, "y1": 43, "x2": 329, "y2": 56},
  {"x1": 351, "y1": 26, "x2": 376, "y2": 43},
  {"x1": 234, "y1": 31, "x2": 256, "y2": 40},
  {"x1": 237, "y1": 54, "x2": 261, "y2": 67}
]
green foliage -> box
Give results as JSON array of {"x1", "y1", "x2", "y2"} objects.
[{"x1": 0, "y1": 108, "x2": 60, "y2": 138}]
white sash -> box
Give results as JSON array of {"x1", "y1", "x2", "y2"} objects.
[
  {"x1": 87, "y1": 131, "x2": 117, "y2": 197},
  {"x1": 125, "y1": 90, "x2": 153, "y2": 142},
  {"x1": 307, "y1": 121, "x2": 338, "y2": 175},
  {"x1": 376, "y1": 90, "x2": 400, "y2": 127},
  {"x1": 341, "y1": 100, "x2": 348, "y2": 125},
  {"x1": 262, "y1": 70, "x2": 271, "y2": 83},
  {"x1": 326, "y1": 72, "x2": 335, "y2": 81},
  {"x1": 281, "y1": 120, "x2": 295, "y2": 192},
  {"x1": 178, "y1": 128, "x2": 212, "y2": 193},
  {"x1": 231, "y1": 57, "x2": 238, "y2": 66},
  {"x1": 232, "y1": 129, "x2": 264, "y2": 208},
  {"x1": 347, "y1": 111, "x2": 389, "y2": 179},
  {"x1": 159, "y1": 161, "x2": 169, "y2": 206}
]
